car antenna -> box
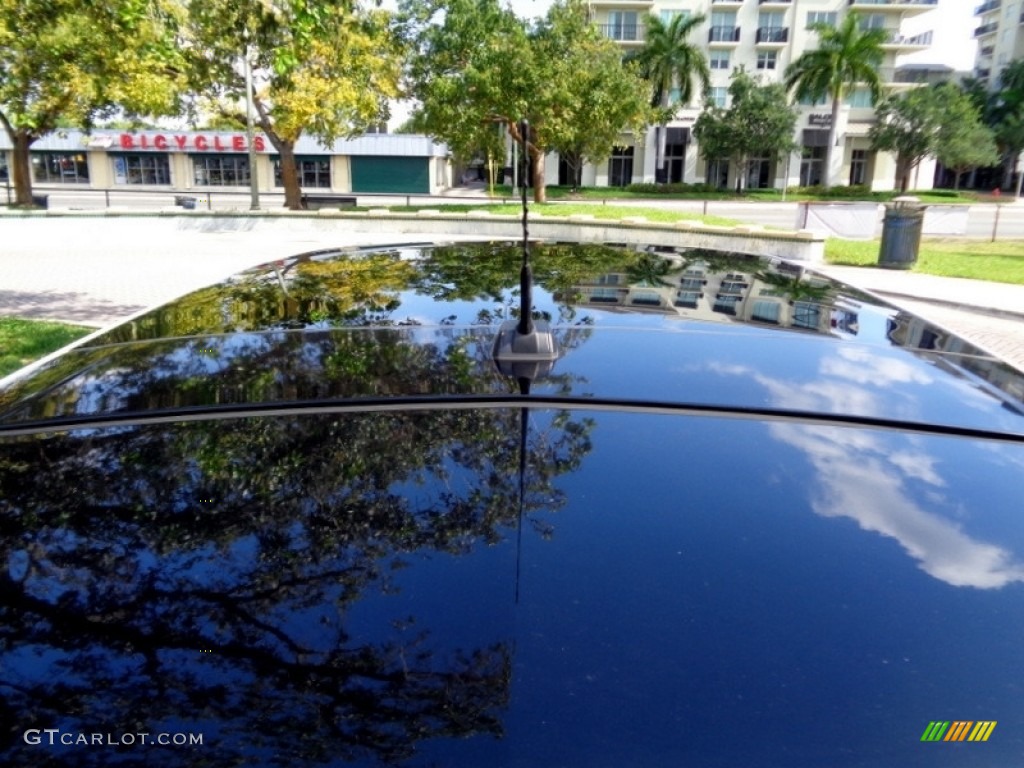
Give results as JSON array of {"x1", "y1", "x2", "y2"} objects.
[{"x1": 492, "y1": 118, "x2": 558, "y2": 385}]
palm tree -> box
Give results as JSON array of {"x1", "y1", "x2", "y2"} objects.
[
  {"x1": 630, "y1": 13, "x2": 710, "y2": 183},
  {"x1": 784, "y1": 12, "x2": 887, "y2": 190}
]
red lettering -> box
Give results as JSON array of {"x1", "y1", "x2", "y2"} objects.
[
  {"x1": 194, "y1": 136, "x2": 208, "y2": 150},
  {"x1": 254, "y1": 136, "x2": 265, "y2": 152},
  {"x1": 154, "y1": 134, "x2": 168, "y2": 150},
  {"x1": 119, "y1": 134, "x2": 135, "y2": 149},
  {"x1": 140, "y1": 135, "x2": 149, "y2": 149},
  {"x1": 174, "y1": 135, "x2": 187, "y2": 150},
  {"x1": 214, "y1": 136, "x2": 226, "y2": 151},
  {"x1": 232, "y1": 135, "x2": 245, "y2": 152}
]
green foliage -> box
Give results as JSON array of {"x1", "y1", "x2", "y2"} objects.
[
  {"x1": 402, "y1": 0, "x2": 650, "y2": 202},
  {"x1": 871, "y1": 83, "x2": 994, "y2": 192},
  {"x1": 693, "y1": 68, "x2": 797, "y2": 192},
  {"x1": 186, "y1": 0, "x2": 401, "y2": 208},
  {"x1": 629, "y1": 13, "x2": 710, "y2": 111},
  {"x1": 784, "y1": 12, "x2": 887, "y2": 189},
  {"x1": 0, "y1": 0, "x2": 186, "y2": 205}
]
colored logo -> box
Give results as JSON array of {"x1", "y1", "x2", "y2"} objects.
[{"x1": 921, "y1": 721, "x2": 996, "y2": 742}]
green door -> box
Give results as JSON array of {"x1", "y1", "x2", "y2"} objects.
[{"x1": 351, "y1": 156, "x2": 430, "y2": 194}]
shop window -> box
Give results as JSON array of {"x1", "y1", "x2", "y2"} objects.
[
  {"x1": 193, "y1": 156, "x2": 250, "y2": 186},
  {"x1": 608, "y1": 146, "x2": 634, "y2": 188},
  {"x1": 850, "y1": 149, "x2": 868, "y2": 186},
  {"x1": 113, "y1": 154, "x2": 171, "y2": 185},
  {"x1": 32, "y1": 153, "x2": 89, "y2": 184},
  {"x1": 274, "y1": 157, "x2": 331, "y2": 188}
]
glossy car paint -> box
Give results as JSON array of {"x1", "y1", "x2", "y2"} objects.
[{"x1": 2, "y1": 243, "x2": 1023, "y2": 766}]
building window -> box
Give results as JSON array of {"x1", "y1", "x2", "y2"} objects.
[
  {"x1": 660, "y1": 9, "x2": 689, "y2": 24},
  {"x1": 800, "y1": 146, "x2": 825, "y2": 187},
  {"x1": 746, "y1": 157, "x2": 773, "y2": 189},
  {"x1": 606, "y1": 11, "x2": 639, "y2": 41},
  {"x1": 798, "y1": 93, "x2": 828, "y2": 107},
  {"x1": 845, "y1": 89, "x2": 873, "y2": 108},
  {"x1": 0, "y1": 152, "x2": 8, "y2": 183},
  {"x1": 850, "y1": 149, "x2": 868, "y2": 186},
  {"x1": 608, "y1": 145, "x2": 634, "y2": 187},
  {"x1": 859, "y1": 14, "x2": 885, "y2": 30},
  {"x1": 806, "y1": 11, "x2": 837, "y2": 28},
  {"x1": 112, "y1": 154, "x2": 171, "y2": 185},
  {"x1": 757, "y1": 51, "x2": 777, "y2": 70},
  {"x1": 709, "y1": 87, "x2": 728, "y2": 108},
  {"x1": 274, "y1": 157, "x2": 330, "y2": 188},
  {"x1": 664, "y1": 128, "x2": 688, "y2": 184},
  {"x1": 31, "y1": 153, "x2": 89, "y2": 184},
  {"x1": 707, "y1": 158, "x2": 729, "y2": 188},
  {"x1": 192, "y1": 155, "x2": 250, "y2": 186},
  {"x1": 758, "y1": 11, "x2": 784, "y2": 29},
  {"x1": 710, "y1": 51, "x2": 730, "y2": 70}
]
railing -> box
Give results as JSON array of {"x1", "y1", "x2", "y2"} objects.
[
  {"x1": 848, "y1": 0, "x2": 937, "y2": 6},
  {"x1": 711, "y1": 0, "x2": 743, "y2": 4},
  {"x1": 974, "y1": 21, "x2": 999, "y2": 36},
  {"x1": 709, "y1": 25, "x2": 741, "y2": 42},
  {"x1": 882, "y1": 29, "x2": 933, "y2": 45},
  {"x1": 596, "y1": 23, "x2": 643, "y2": 41},
  {"x1": 980, "y1": 45, "x2": 995, "y2": 56},
  {"x1": 975, "y1": 0, "x2": 1001, "y2": 15},
  {"x1": 755, "y1": 27, "x2": 789, "y2": 43},
  {"x1": 758, "y1": 0, "x2": 792, "y2": 4}
]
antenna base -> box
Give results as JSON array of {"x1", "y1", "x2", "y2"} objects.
[{"x1": 492, "y1": 319, "x2": 558, "y2": 379}]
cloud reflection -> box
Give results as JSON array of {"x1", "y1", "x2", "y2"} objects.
[{"x1": 706, "y1": 349, "x2": 1024, "y2": 589}]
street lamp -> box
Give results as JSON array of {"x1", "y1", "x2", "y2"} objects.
[{"x1": 243, "y1": 40, "x2": 260, "y2": 211}]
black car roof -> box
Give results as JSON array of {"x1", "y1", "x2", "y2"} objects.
[{"x1": 2, "y1": 242, "x2": 1024, "y2": 766}]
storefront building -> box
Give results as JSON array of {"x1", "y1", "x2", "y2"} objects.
[{"x1": 0, "y1": 130, "x2": 452, "y2": 197}]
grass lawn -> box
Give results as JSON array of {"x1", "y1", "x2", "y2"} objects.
[
  {"x1": 480, "y1": 185, "x2": 978, "y2": 206},
  {"x1": 388, "y1": 202, "x2": 743, "y2": 228},
  {"x1": 0, "y1": 317, "x2": 92, "y2": 378},
  {"x1": 825, "y1": 238, "x2": 1024, "y2": 285}
]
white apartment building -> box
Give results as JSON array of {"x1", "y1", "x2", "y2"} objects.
[
  {"x1": 541, "y1": 0, "x2": 941, "y2": 191},
  {"x1": 974, "y1": 0, "x2": 1023, "y2": 87}
]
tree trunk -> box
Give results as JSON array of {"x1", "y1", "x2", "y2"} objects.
[
  {"x1": 530, "y1": 149, "x2": 545, "y2": 204},
  {"x1": 823, "y1": 96, "x2": 841, "y2": 191},
  {"x1": 953, "y1": 170, "x2": 961, "y2": 191},
  {"x1": 277, "y1": 140, "x2": 302, "y2": 210},
  {"x1": 11, "y1": 131, "x2": 36, "y2": 207}
]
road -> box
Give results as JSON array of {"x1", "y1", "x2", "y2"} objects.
[{"x1": 16, "y1": 186, "x2": 1024, "y2": 239}]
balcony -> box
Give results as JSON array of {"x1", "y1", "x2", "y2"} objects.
[
  {"x1": 847, "y1": 0, "x2": 938, "y2": 16},
  {"x1": 711, "y1": 0, "x2": 744, "y2": 5},
  {"x1": 582, "y1": 0, "x2": 653, "y2": 6},
  {"x1": 597, "y1": 23, "x2": 645, "y2": 43},
  {"x1": 974, "y1": 0, "x2": 1000, "y2": 14},
  {"x1": 974, "y1": 21, "x2": 999, "y2": 37},
  {"x1": 758, "y1": 0, "x2": 792, "y2": 5},
  {"x1": 980, "y1": 44, "x2": 995, "y2": 56},
  {"x1": 755, "y1": 27, "x2": 789, "y2": 45},
  {"x1": 880, "y1": 29, "x2": 933, "y2": 49},
  {"x1": 709, "y1": 25, "x2": 741, "y2": 44}
]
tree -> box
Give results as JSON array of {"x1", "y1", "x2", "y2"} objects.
[
  {"x1": 693, "y1": 68, "x2": 797, "y2": 193},
  {"x1": 186, "y1": 0, "x2": 401, "y2": 210},
  {"x1": 935, "y1": 98, "x2": 999, "y2": 191},
  {"x1": 629, "y1": 12, "x2": 710, "y2": 183},
  {"x1": 869, "y1": 83, "x2": 990, "y2": 193},
  {"x1": 543, "y1": 12, "x2": 653, "y2": 191},
  {"x1": 986, "y1": 60, "x2": 1024, "y2": 190},
  {"x1": 784, "y1": 12, "x2": 887, "y2": 190},
  {"x1": 0, "y1": 0, "x2": 185, "y2": 206},
  {"x1": 402, "y1": 0, "x2": 650, "y2": 203}
]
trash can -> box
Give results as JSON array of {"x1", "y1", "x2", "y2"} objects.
[
  {"x1": 878, "y1": 196, "x2": 925, "y2": 269},
  {"x1": 31, "y1": 194, "x2": 48, "y2": 209},
  {"x1": 174, "y1": 195, "x2": 197, "y2": 210}
]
